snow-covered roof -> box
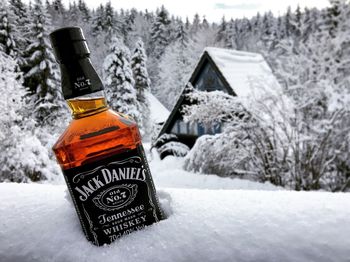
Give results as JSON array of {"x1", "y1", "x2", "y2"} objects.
[
  {"x1": 204, "y1": 47, "x2": 282, "y2": 98},
  {"x1": 146, "y1": 91, "x2": 170, "y2": 123}
]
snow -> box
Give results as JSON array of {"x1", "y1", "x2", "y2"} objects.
[
  {"x1": 1, "y1": 180, "x2": 350, "y2": 262},
  {"x1": 204, "y1": 47, "x2": 283, "y2": 99},
  {"x1": 145, "y1": 91, "x2": 170, "y2": 124},
  {"x1": 150, "y1": 154, "x2": 280, "y2": 190},
  {"x1": 1, "y1": 153, "x2": 350, "y2": 261}
]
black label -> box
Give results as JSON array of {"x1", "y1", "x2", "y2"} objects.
[{"x1": 63, "y1": 145, "x2": 163, "y2": 246}]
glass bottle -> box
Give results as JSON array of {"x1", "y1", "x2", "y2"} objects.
[{"x1": 50, "y1": 27, "x2": 163, "y2": 246}]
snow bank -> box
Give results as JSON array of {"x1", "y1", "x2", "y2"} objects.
[
  {"x1": 1, "y1": 183, "x2": 350, "y2": 262},
  {"x1": 150, "y1": 154, "x2": 280, "y2": 191}
]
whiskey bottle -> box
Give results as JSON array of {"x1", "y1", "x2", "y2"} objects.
[{"x1": 49, "y1": 27, "x2": 163, "y2": 246}]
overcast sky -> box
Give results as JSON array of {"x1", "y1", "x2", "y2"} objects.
[{"x1": 55, "y1": 0, "x2": 330, "y2": 22}]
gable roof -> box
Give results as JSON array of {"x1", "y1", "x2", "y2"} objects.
[{"x1": 158, "y1": 47, "x2": 284, "y2": 136}]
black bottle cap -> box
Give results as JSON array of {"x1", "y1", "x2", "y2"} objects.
[{"x1": 49, "y1": 27, "x2": 90, "y2": 63}]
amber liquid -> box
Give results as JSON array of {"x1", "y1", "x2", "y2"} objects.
[{"x1": 53, "y1": 96, "x2": 141, "y2": 170}]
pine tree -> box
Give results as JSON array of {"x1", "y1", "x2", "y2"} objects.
[
  {"x1": 173, "y1": 20, "x2": 189, "y2": 47},
  {"x1": 260, "y1": 11, "x2": 276, "y2": 49},
  {"x1": 237, "y1": 18, "x2": 252, "y2": 50},
  {"x1": 149, "y1": 5, "x2": 171, "y2": 59},
  {"x1": 78, "y1": 0, "x2": 90, "y2": 22},
  {"x1": 279, "y1": 14, "x2": 288, "y2": 40},
  {"x1": 323, "y1": 0, "x2": 342, "y2": 38},
  {"x1": 284, "y1": 6, "x2": 295, "y2": 38},
  {"x1": 103, "y1": 37, "x2": 142, "y2": 126},
  {"x1": 290, "y1": 5, "x2": 302, "y2": 38},
  {"x1": 185, "y1": 17, "x2": 190, "y2": 30},
  {"x1": 216, "y1": 16, "x2": 227, "y2": 43},
  {"x1": 8, "y1": 0, "x2": 31, "y2": 68},
  {"x1": 22, "y1": 0, "x2": 64, "y2": 124},
  {"x1": 104, "y1": 1, "x2": 116, "y2": 37},
  {"x1": 190, "y1": 13, "x2": 201, "y2": 36},
  {"x1": 52, "y1": 0, "x2": 64, "y2": 14},
  {"x1": 91, "y1": 4, "x2": 105, "y2": 35},
  {"x1": 120, "y1": 8, "x2": 137, "y2": 45},
  {"x1": 47, "y1": 0, "x2": 65, "y2": 26},
  {"x1": 144, "y1": 9, "x2": 154, "y2": 23},
  {"x1": 202, "y1": 16, "x2": 209, "y2": 29},
  {"x1": 251, "y1": 12, "x2": 262, "y2": 37},
  {"x1": 225, "y1": 19, "x2": 237, "y2": 49},
  {"x1": 67, "y1": 1, "x2": 79, "y2": 24},
  {"x1": 0, "y1": 2, "x2": 17, "y2": 58},
  {"x1": 300, "y1": 7, "x2": 320, "y2": 43},
  {"x1": 8, "y1": 0, "x2": 29, "y2": 28},
  {"x1": 131, "y1": 39, "x2": 151, "y2": 102},
  {"x1": 131, "y1": 38, "x2": 151, "y2": 136}
]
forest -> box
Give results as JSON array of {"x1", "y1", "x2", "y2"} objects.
[{"x1": 0, "y1": 0, "x2": 349, "y2": 191}]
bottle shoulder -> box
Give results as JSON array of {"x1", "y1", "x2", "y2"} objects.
[{"x1": 53, "y1": 109, "x2": 141, "y2": 170}]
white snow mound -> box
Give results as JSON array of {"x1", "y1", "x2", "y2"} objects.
[{"x1": 1, "y1": 183, "x2": 350, "y2": 262}]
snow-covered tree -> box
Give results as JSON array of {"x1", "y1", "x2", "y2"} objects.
[
  {"x1": 22, "y1": 0, "x2": 64, "y2": 125},
  {"x1": 120, "y1": 8, "x2": 137, "y2": 45},
  {"x1": 78, "y1": 0, "x2": 90, "y2": 22},
  {"x1": 260, "y1": 11, "x2": 276, "y2": 49},
  {"x1": 149, "y1": 5, "x2": 171, "y2": 59},
  {"x1": 0, "y1": 51, "x2": 60, "y2": 182},
  {"x1": 131, "y1": 39, "x2": 151, "y2": 102},
  {"x1": 224, "y1": 19, "x2": 237, "y2": 49},
  {"x1": 67, "y1": 1, "x2": 79, "y2": 24},
  {"x1": 216, "y1": 16, "x2": 227, "y2": 43},
  {"x1": 104, "y1": 1, "x2": 115, "y2": 35},
  {"x1": 173, "y1": 20, "x2": 189, "y2": 47},
  {"x1": 155, "y1": 36, "x2": 197, "y2": 109},
  {"x1": 131, "y1": 38, "x2": 151, "y2": 136},
  {"x1": 190, "y1": 13, "x2": 201, "y2": 36},
  {"x1": 0, "y1": 2, "x2": 17, "y2": 58},
  {"x1": 91, "y1": 4, "x2": 105, "y2": 35},
  {"x1": 202, "y1": 16, "x2": 209, "y2": 29},
  {"x1": 9, "y1": 0, "x2": 29, "y2": 26},
  {"x1": 103, "y1": 37, "x2": 142, "y2": 126}
]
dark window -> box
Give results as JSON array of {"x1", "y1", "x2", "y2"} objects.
[{"x1": 193, "y1": 62, "x2": 226, "y2": 92}]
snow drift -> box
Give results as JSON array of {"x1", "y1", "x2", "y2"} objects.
[{"x1": 1, "y1": 182, "x2": 350, "y2": 262}]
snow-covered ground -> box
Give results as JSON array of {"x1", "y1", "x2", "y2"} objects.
[
  {"x1": 1, "y1": 183, "x2": 350, "y2": 262},
  {"x1": 150, "y1": 153, "x2": 280, "y2": 191},
  {"x1": 1, "y1": 151, "x2": 350, "y2": 262}
]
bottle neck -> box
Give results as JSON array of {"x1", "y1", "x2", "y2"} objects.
[
  {"x1": 67, "y1": 91, "x2": 108, "y2": 119},
  {"x1": 59, "y1": 57, "x2": 104, "y2": 100},
  {"x1": 59, "y1": 57, "x2": 107, "y2": 119}
]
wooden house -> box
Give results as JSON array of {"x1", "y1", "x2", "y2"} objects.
[{"x1": 158, "y1": 47, "x2": 282, "y2": 148}]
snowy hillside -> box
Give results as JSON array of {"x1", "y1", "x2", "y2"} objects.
[{"x1": 1, "y1": 182, "x2": 350, "y2": 262}]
